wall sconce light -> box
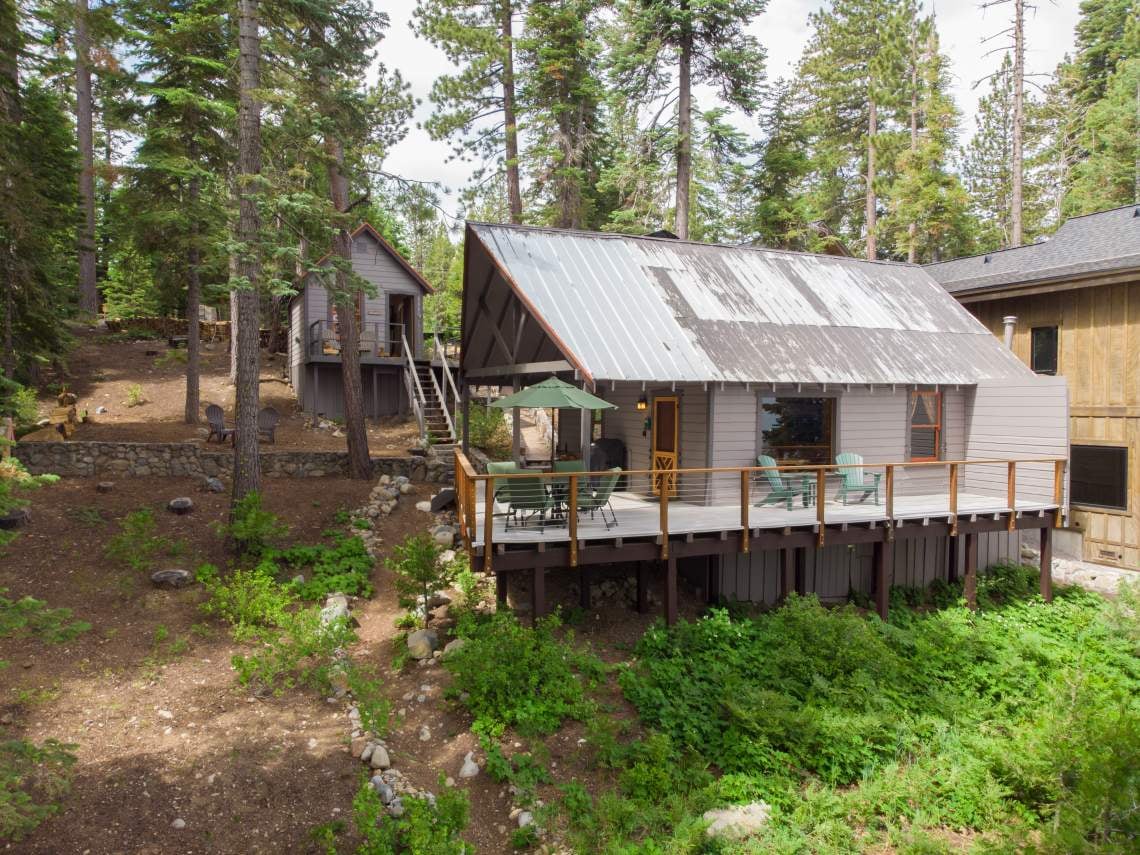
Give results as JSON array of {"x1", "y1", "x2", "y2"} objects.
[{"x1": 636, "y1": 394, "x2": 648, "y2": 411}]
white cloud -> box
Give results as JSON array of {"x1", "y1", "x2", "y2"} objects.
[{"x1": 374, "y1": 0, "x2": 1082, "y2": 222}]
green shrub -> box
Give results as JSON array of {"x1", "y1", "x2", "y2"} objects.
[
  {"x1": 444, "y1": 611, "x2": 603, "y2": 737},
  {"x1": 153, "y1": 349, "x2": 188, "y2": 368},
  {"x1": 387, "y1": 534, "x2": 453, "y2": 624},
  {"x1": 278, "y1": 535, "x2": 374, "y2": 601},
  {"x1": 0, "y1": 589, "x2": 90, "y2": 646},
  {"x1": 224, "y1": 491, "x2": 289, "y2": 558},
  {"x1": 196, "y1": 563, "x2": 296, "y2": 641},
  {"x1": 125, "y1": 384, "x2": 146, "y2": 407},
  {"x1": 0, "y1": 377, "x2": 38, "y2": 428},
  {"x1": 231, "y1": 607, "x2": 356, "y2": 694},
  {"x1": 0, "y1": 738, "x2": 77, "y2": 841},
  {"x1": 104, "y1": 508, "x2": 182, "y2": 571},
  {"x1": 457, "y1": 404, "x2": 511, "y2": 459}
]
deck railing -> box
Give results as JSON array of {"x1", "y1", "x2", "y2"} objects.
[
  {"x1": 454, "y1": 451, "x2": 1067, "y2": 573},
  {"x1": 308, "y1": 320, "x2": 387, "y2": 357}
]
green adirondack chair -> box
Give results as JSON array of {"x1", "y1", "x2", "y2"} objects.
[
  {"x1": 755, "y1": 455, "x2": 805, "y2": 510},
  {"x1": 835, "y1": 452, "x2": 881, "y2": 505}
]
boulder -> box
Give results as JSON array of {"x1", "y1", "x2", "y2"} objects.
[
  {"x1": 320, "y1": 594, "x2": 350, "y2": 625},
  {"x1": 431, "y1": 526, "x2": 457, "y2": 547},
  {"x1": 701, "y1": 802, "x2": 770, "y2": 840},
  {"x1": 415, "y1": 501, "x2": 432, "y2": 513},
  {"x1": 203, "y1": 477, "x2": 225, "y2": 494},
  {"x1": 370, "y1": 745, "x2": 391, "y2": 770},
  {"x1": 167, "y1": 497, "x2": 194, "y2": 515},
  {"x1": 96, "y1": 481, "x2": 115, "y2": 493},
  {"x1": 150, "y1": 569, "x2": 193, "y2": 589},
  {"x1": 458, "y1": 751, "x2": 479, "y2": 779},
  {"x1": 442, "y1": 638, "x2": 466, "y2": 659},
  {"x1": 406, "y1": 628, "x2": 439, "y2": 660},
  {"x1": 430, "y1": 488, "x2": 457, "y2": 512}
]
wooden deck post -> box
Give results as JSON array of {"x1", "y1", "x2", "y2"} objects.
[
  {"x1": 496, "y1": 572, "x2": 508, "y2": 605},
  {"x1": 659, "y1": 480, "x2": 670, "y2": 560},
  {"x1": 947, "y1": 534, "x2": 960, "y2": 583},
  {"x1": 948, "y1": 463, "x2": 959, "y2": 536},
  {"x1": 795, "y1": 547, "x2": 807, "y2": 596},
  {"x1": 1039, "y1": 525, "x2": 1053, "y2": 603},
  {"x1": 636, "y1": 562, "x2": 649, "y2": 614},
  {"x1": 664, "y1": 557, "x2": 678, "y2": 626},
  {"x1": 483, "y1": 476, "x2": 494, "y2": 573},
  {"x1": 964, "y1": 531, "x2": 978, "y2": 610},
  {"x1": 740, "y1": 470, "x2": 750, "y2": 553},
  {"x1": 1007, "y1": 461, "x2": 1017, "y2": 531},
  {"x1": 460, "y1": 383, "x2": 470, "y2": 454},
  {"x1": 816, "y1": 468, "x2": 826, "y2": 547},
  {"x1": 873, "y1": 539, "x2": 891, "y2": 621},
  {"x1": 531, "y1": 566, "x2": 546, "y2": 625},
  {"x1": 579, "y1": 566, "x2": 591, "y2": 610},
  {"x1": 779, "y1": 548, "x2": 794, "y2": 603},
  {"x1": 568, "y1": 474, "x2": 579, "y2": 568},
  {"x1": 1053, "y1": 459, "x2": 1065, "y2": 529}
]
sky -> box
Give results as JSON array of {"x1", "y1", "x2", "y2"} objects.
[{"x1": 375, "y1": 0, "x2": 1084, "y2": 225}]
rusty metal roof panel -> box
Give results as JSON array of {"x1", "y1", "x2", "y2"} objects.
[{"x1": 469, "y1": 223, "x2": 1033, "y2": 385}]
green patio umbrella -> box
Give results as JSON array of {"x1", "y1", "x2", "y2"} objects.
[{"x1": 490, "y1": 376, "x2": 616, "y2": 465}]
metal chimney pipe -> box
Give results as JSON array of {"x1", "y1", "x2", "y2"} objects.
[{"x1": 1002, "y1": 315, "x2": 1017, "y2": 349}]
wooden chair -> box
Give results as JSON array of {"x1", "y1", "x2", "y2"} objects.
[
  {"x1": 257, "y1": 407, "x2": 280, "y2": 443},
  {"x1": 755, "y1": 454, "x2": 806, "y2": 510},
  {"x1": 835, "y1": 452, "x2": 881, "y2": 505},
  {"x1": 205, "y1": 404, "x2": 234, "y2": 443}
]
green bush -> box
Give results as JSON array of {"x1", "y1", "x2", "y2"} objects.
[
  {"x1": 278, "y1": 535, "x2": 374, "y2": 601},
  {"x1": 231, "y1": 607, "x2": 356, "y2": 694},
  {"x1": 0, "y1": 377, "x2": 38, "y2": 428},
  {"x1": 457, "y1": 404, "x2": 511, "y2": 459},
  {"x1": 224, "y1": 491, "x2": 289, "y2": 558},
  {"x1": 196, "y1": 563, "x2": 296, "y2": 641},
  {"x1": 387, "y1": 534, "x2": 453, "y2": 625},
  {"x1": 444, "y1": 611, "x2": 604, "y2": 737},
  {"x1": 0, "y1": 738, "x2": 77, "y2": 841},
  {"x1": 105, "y1": 508, "x2": 182, "y2": 571},
  {"x1": 0, "y1": 589, "x2": 90, "y2": 646}
]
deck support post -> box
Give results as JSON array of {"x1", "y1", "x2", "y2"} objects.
[
  {"x1": 947, "y1": 534, "x2": 960, "y2": 584},
  {"x1": 964, "y1": 532, "x2": 978, "y2": 610},
  {"x1": 1039, "y1": 525, "x2": 1053, "y2": 603},
  {"x1": 779, "y1": 548, "x2": 795, "y2": 603},
  {"x1": 664, "y1": 557, "x2": 678, "y2": 626},
  {"x1": 496, "y1": 571, "x2": 507, "y2": 606},
  {"x1": 579, "y1": 565, "x2": 591, "y2": 609},
  {"x1": 460, "y1": 383, "x2": 470, "y2": 455},
  {"x1": 873, "y1": 540, "x2": 891, "y2": 621},
  {"x1": 706, "y1": 556, "x2": 721, "y2": 605},
  {"x1": 636, "y1": 562, "x2": 649, "y2": 614},
  {"x1": 531, "y1": 566, "x2": 546, "y2": 625},
  {"x1": 794, "y1": 547, "x2": 807, "y2": 596}
]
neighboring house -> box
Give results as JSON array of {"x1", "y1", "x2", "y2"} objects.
[
  {"x1": 455, "y1": 223, "x2": 1069, "y2": 620},
  {"x1": 927, "y1": 205, "x2": 1140, "y2": 569},
  {"x1": 288, "y1": 223, "x2": 456, "y2": 442}
]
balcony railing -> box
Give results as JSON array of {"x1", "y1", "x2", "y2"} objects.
[
  {"x1": 308, "y1": 320, "x2": 413, "y2": 359},
  {"x1": 454, "y1": 452, "x2": 1067, "y2": 574}
]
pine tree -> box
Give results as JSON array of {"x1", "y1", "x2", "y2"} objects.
[
  {"x1": 414, "y1": 0, "x2": 524, "y2": 222},
  {"x1": 1065, "y1": 56, "x2": 1140, "y2": 214},
  {"x1": 611, "y1": 0, "x2": 767, "y2": 239},
  {"x1": 75, "y1": 0, "x2": 98, "y2": 314}
]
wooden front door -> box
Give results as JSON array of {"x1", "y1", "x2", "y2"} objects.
[{"x1": 651, "y1": 395, "x2": 679, "y2": 497}]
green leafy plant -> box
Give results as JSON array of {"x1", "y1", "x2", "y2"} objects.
[
  {"x1": 0, "y1": 377, "x2": 38, "y2": 428},
  {"x1": 456, "y1": 403, "x2": 511, "y2": 459},
  {"x1": 231, "y1": 607, "x2": 356, "y2": 694},
  {"x1": 386, "y1": 534, "x2": 453, "y2": 624},
  {"x1": 318, "y1": 776, "x2": 471, "y2": 854},
  {"x1": 222, "y1": 491, "x2": 289, "y2": 558},
  {"x1": 444, "y1": 611, "x2": 603, "y2": 737},
  {"x1": 153, "y1": 349, "x2": 188, "y2": 368},
  {"x1": 0, "y1": 738, "x2": 77, "y2": 841},
  {"x1": 277, "y1": 535, "x2": 375, "y2": 601},
  {"x1": 0, "y1": 589, "x2": 90, "y2": 645},
  {"x1": 196, "y1": 563, "x2": 296, "y2": 641},
  {"x1": 104, "y1": 508, "x2": 181, "y2": 571},
  {"x1": 124, "y1": 384, "x2": 146, "y2": 407}
]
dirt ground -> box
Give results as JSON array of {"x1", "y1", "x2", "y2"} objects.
[
  {"x1": 1, "y1": 475, "x2": 700, "y2": 854},
  {"x1": 20, "y1": 325, "x2": 420, "y2": 455}
]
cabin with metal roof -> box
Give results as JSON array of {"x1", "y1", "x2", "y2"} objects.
[
  {"x1": 928, "y1": 205, "x2": 1140, "y2": 570},
  {"x1": 287, "y1": 223, "x2": 457, "y2": 444},
  {"x1": 456, "y1": 223, "x2": 1069, "y2": 622}
]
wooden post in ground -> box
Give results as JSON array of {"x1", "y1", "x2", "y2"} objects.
[
  {"x1": 1039, "y1": 525, "x2": 1053, "y2": 603},
  {"x1": 964, "y1": 532, "x2": 978, "y2": 610},
  {"x1": 947, "y1": 535, "x2": 960, "y2": 583},
  {"x1": 664, "y1": 557, "x2": 678, "y2": 626},
  {"x1": 873, "y1": 539, "x2": 891, "y2": 621},
  {"x1": 496, "y1": 572, "x2": 507, "y2": 606},
  {"x1": 531, "y1": 566, "x2": 546, "y2": 625},
  {"x1": 794, "y1": 547, "x2": 807, "y2": 595},
  {"x1": 579, "y1": 566, "x2": 591, "y2": 610},
  {"x1": 779, "y1": 548, "x2": 795, "y2": 603},
  {"x1": 636, "y1": 562, "x2": 649, "y2": 614}
]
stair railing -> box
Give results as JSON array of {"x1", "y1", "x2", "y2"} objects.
[
  {"x1": 401, "y1": 331, "x2": 427, "y2": 440},
  {"x1": 433, "y1": 332, "x2": 460, "y2": 442}
]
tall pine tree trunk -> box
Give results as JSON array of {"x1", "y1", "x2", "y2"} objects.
[
  {"x1": 907, "y1": 39, "x2": 919, "y2": 264},
  {"x1": 501, "y1": 0, "x2": 522, "y2": 224},
  {"x1": 1010, "y1": 0, "x2": 1025, "y2": 246},
  {"x1": 674, "y1": 25, "x2": 693, "y2": 240},
  {"x1": 75, "y1": 0, "x2": 98, "y2": 315},
  {"x1": 865, "y1": 98, "x2": 877, "y2": 260},
  {"x1": 326, "y1": 137, "x2": 371, "y2": 480},
  {"x1": 185, "y1": 175, "x2": 201, "y2": 424},
  {"x1": 1, "y1": 0, "x2": 17, "y2": 380},
  {"x1": 232, "y1": 0, "x2": 262, "y2": 505}
]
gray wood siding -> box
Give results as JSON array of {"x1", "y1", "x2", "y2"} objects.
[
  {"x1": 964, "y1": 375, "x2": 1069, "y2": 504},
  {"x1": 709, "y1": 386, "x2": 758, "y2": 503},
  {"x1": 289, "y1": 296, "x2": 304, "y2": 393}
]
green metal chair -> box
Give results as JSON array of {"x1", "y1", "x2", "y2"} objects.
[
  {"x1": 755, "y1": 455, "x2": 806, "y2": 510},
  {"x1": 835, "y1": 452, "x2": 881, "y2": 505},
  {"x1": 486, "y1": 461, "x2": 520, "y2": 503},
  {"x1": 499, "y1": 473, "x2": 553, "y2": 530},
  {"x1": 575, "y1": 467, "x2": 622, "y2": 529}
]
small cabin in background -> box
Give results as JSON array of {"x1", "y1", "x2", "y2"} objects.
[{"x1": 288, "y1": 223, "x2": 444, "y2": 429}]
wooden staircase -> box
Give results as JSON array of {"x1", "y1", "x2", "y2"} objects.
[
  {"x1": 401, "y1": 330, "x2": 459, "y2": 446},
  {"x1": 416, "y1": 363, "x2": 454, "y2": 444}
]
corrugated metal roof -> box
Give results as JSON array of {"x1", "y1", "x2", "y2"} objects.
[
  {"x1": 469, "y1": 223, "x2": 1032, "y2": 386},
  {"x1": 926, "y1": 205, "x2": 1140, "y2": 294}
]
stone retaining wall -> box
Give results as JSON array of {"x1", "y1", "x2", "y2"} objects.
[{"x1": 14, "y1": 441, "x2": 453, "y2": 483}]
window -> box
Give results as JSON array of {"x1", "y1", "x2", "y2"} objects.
[
  {"x1": 759, "y1": 397, "x2": 834, "y2": 465},
  {"x1": 909, "y1": 391, "x2": 941, "y2": 461},
  {"x1": 1031, "y1": 326, "x2": 1058, "y2": 374},
  {"x1": 1071, "y1": 445, "x2": 1128, "y2": 510}
]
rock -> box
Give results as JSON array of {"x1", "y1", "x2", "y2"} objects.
[
  {"x1": 320, "y1": 595, "x2": 350, "y2": 625},
  {"x1": 292, "y1": 574, "x2": 306, "y2": 585},
  {"x1": 406, "y1": 628, "x2": 439, "y2": 660},
  {"x1": 171, "y1": 818, "x2": 186, "y2": 830},
  {"x1": 442, "y1": 638, "x2": 466, "y2": 659},
  {"x1": 167, "y1": 497, "x2": 194, "y2": 515},
  {"x1": 518, "y1": 811, "x2": 534, "y2": 828},
  {"x1": 372, "y1": 779, "x2": 395, "y2": 805},
  {"x1": 702, "y1": 802, "x2": 771, "y2": 840},
  {"x1": 387, "y1": 797, "x2": 405, "y2": 818},
  {"x1": 432, "y1": 526, "x2": 457, "y2": 547},
  {"x1": 440, "y1": 549, "x2": 457, "y2": 565},
  {"x1": 459, "y1": 752, "x2": 480, "y2": 779},
  {"x1": 370, "y1": 745, "x2": 391, "y2": 770},
  {"x1": 157, "y1": 709, "x2": 174, "y2": 720},
  {"x1": 431, "y1": 488, "x2": 457, "y2": 512},
  {"x1": 203, "y1": 477, "x2": 225, "y2": 493},
  {"x1": 399, "y1": 483, "x2": 413, "y2": 495},
  {"x1": 360, "y1": 743, "x2": 374, "y2": 763},
  {"x1": 379, "y1": 474, "x2": 391, "y2": 486},
  {"x1": 307, "y1": 737, "x2": 318, "y2": 750},
  {"x1": 95, "y1": 405, "x2": 108, "y2": 414},
  {"x1": 415, "y1": 501, "x2": 432, "y2": 513},
  {"x1": 351, "y1": 735, "x2": 370, "y2": 757},
  {"x1": 150, "y1": 569, "x2": 193, "y2": 589},
  {"x1": 418, "y1": 725, "x2": 431, "y2": 742},
  {"x1": 96, "y1": 481, "x2": 115, "y2": 493},
  {"x1": 422, "y1": 591, "x2": 451, "y2": 610}
]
